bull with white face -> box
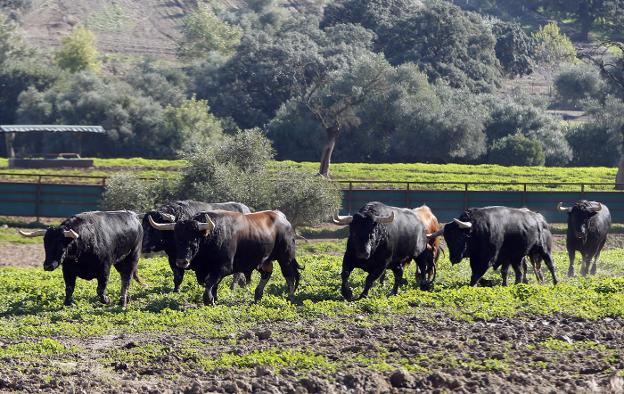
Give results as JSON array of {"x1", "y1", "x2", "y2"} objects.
[{"x1": 557, "y1": 200, "x2": 611, "y2": 277}]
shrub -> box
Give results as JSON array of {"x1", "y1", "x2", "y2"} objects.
[
  {"x1": 101, "y1": 173, "x2": 155, "y2": 213},
  {"x1": 566, "y1": 124, "x2": 620, "y2": 166},
  {"x1": 488, "y1": 134, "x2": 545, "y2": 166},
  {"x1": 532, "y1": 22, "x2": 576, "y2": 67},
  {"x1": 54, "y1": 26, "x2": 100, "y2": 73},
  {"x1": 554, "y1": 64, "x2": 604, "y2": 107},
  {"x1": 176, "y1": 130, "x2": 341, "y2": 227}
]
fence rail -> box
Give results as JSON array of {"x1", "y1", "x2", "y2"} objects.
[{"x1": 0, "y1": 173, "x2": 622, "y2": 222}]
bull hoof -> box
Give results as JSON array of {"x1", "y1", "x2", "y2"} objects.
[
  {"x1": 567, "y1": 270, "x2": 575, "y2": 278},
  {"x1": 100, "y1": 295, "x2": 111, "y2": 305},
  {"x1": 386, "y1": 290, "x2": 397, "y2": 297},
  {"x1": 341, "y1": 288, "x2": 354, "y2": 301},
  {"x1": 64, "y1": 298, "x2": 74, "y2": 306}
]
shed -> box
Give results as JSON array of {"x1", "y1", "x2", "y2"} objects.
[{"x1": 0, "y1": 125, "x2": 105, "y2": 168}]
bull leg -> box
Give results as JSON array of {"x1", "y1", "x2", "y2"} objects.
[
  {"x1": 591, "y1": 242, "x2": 605, "y2": 275},
  {"x1": 212, "y1": 278, "x2": 222, "y2": 303},
  {"x1": 340, "y1": 259, "x2": 355, "y2": 301},
  {"x1": 169, "y1": 256, "x2": 185, "y2": 293},
  {"x1": 387, "y1": 266, "x2": 404, "y2": 297},
  {"x1": 96, "y1": 271, "x2": 111, "y2": 305},
  {"x1": 254, "y1": 269, "x2": 273, "y2": 303},
  {"x1": 580, "y1": 254, "x2": 590, "y2": 277},
  {"x1": 542, "y1": 252, "x2": 558, "y2": 285},
  {"x1": 230, "y1": 272, "x2": 247, "y2": 290},
  {"x1": 531, "y1": 256, "x2": 545, "y2": 284},
  {"x1": 119, "y1": 271, "x2": 132, "y2": 308},
  {"x1": 567, "y1": 249, "x2": 576, "y2": 278},
  {"x1": 501, "y1": 263, "x2": 510, "y2": 286},
  {"x1": 379, "y1": 271, "x2": 386, "y2": 286},
  {"x1": 512, "y1": 260, "x2": 523, "y2": 285},
  {"x1": 203, "y1": 272, "x2": 221, "y2": 306},
  {"x1": 358, "y1": 266, "x2": 385, "y2": 300},
  {"x1": 469, "y1": 259, "x2": 488, "y2": 287},
  {"x1": 62, "y1": 269, "x2": 76, "y2": 306},
  {"x1": 521, "y1": 258, "x2": 529, "y2": 284}
]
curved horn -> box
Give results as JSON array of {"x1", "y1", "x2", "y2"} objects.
[
  {"x1": 427, "y1": 228, "x2": 444, "y2": 239},
  {"x1": 331, "y1": 211, "x2": 353, "y2": 225},
  {"x1": 557, "y1": 202, "x2": 572, "y2": 213},
  {"x1": 589, "y1": 202, "x2": 602, "y2": 212},
  {"x1": 453, "y1": 218, "x2": 472, "y2": 229},
  {"x1": 148, "y1": 215, "x2": 175, "y2": 231},
  {"x1": 376, "y1": 212, "x2": 395, "y2": 224},
  {"x1": 18, "y1": 229, "x2": 46, "y2": 237},
  {"x1": 197, "y1": 217, "x2": 216, "y2": 233},
  {"x1": 63, "y1": 229, "x2": 79, "y2": 239},
  {"x1": 161, "y1": 213, "x2": 176, "y2": 223}
]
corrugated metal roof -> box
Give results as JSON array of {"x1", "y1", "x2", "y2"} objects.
[{"x1": 0, "y1": 125, "x2": 105, "y2": 133}]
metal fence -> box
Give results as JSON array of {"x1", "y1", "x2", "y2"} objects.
[{"x1": 0, "y1": 174, "x2": 623, "y2": 223}]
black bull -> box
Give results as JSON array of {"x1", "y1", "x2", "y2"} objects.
[
  {"x1": 19, "y1": 210, "x2": 143, "y2": 307},
  {"x1": 334, "y1": 202, "x2": 428, "y2": 300},
  {"x1": 429, "y1": 206, "x2": 558, "y2": 287},
  {"x1": 557, "y1": 200, "x2": 611, "y2": 277},
  {"x1": 148, "y1": 210, "x2": 301, "y2": 305},
  {"x1": 141, "y1": 200, "x2": 251, "y2": 292}
]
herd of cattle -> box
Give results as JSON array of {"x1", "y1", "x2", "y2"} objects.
[{"x1": 18, "y1": 199, "x2": 611, "y2": 307}]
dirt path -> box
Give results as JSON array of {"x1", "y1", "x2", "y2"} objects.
[{"x1": 1, "y1": 314, "x2": 622, "y2": 393}]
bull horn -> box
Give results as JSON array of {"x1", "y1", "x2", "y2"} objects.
[
  {"x1": 197, "y1": 218, "x2": 216, "y2": 233},
  {"x1": 148, "y1": 215, "x2": 175, "y2": 231},
  {"x1": 557, "y1": 202, "x2": 572, "y2": 213},
  {"x1": 590, "y1": 202, "x2": 602, "y2": 212},
  {"x1": 18, "y1": 229, "x2": 47, "y2": 237},
  {"x1": 427, "y1": 229, "x2": 444, "y2": 239},
  {"x1": 63, "y1": 229, "x2": 79, "y2": 239},
  {"x1": 331, "y1": 211, "x2": 353, "y2": 225},
  {"x1": 453, "y1": 218, "x2": 472, "y2": 229},
  {"x1": 161, "y1": 213, "x2": 176, "y2": 222},
  {"x1": 376, "y1": 212, "x2": 395, "y2": 224}
]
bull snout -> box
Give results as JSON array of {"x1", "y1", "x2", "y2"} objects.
[
  {"x1": 356, "y1": 251, "x2": 371, "y2": 260},
  {"x1": 43, "y1": 261, "x2": 59, "y2": 271},
  {"x1": 176, "y1": 258, "x2": 190, "y2": 269}
]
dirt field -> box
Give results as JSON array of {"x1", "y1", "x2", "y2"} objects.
[{"x1": 1, "y1": 313, "x2": 622, "y2": 393}]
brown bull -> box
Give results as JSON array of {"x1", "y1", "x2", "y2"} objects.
[{"x1": 414, "y1": 205, "x2": 442, "y2": 289}]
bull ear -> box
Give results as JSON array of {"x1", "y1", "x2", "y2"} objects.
[
  {"x1": 18, "y1": 229, "x2": 47, "y2": 237},
  {"x1": 63, "y1": 229, "x2": 79, "y2": 239},
  {"x1": 453, "y1": 218, "x2": 472, "y2": 229}
]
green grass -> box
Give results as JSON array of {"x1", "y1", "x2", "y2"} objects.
[
  {"x1": 0, "y1": 244, "x2": 623, "y2": 377},
  {"x1": 0, "y1": 158, "x2": 617, "y2": 190}
]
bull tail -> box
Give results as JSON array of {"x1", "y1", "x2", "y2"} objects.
[
  {"x1": 292, "y1": 258, "x2": 302, "y2": 291},
  {"x1": 133, "y1": 270, "x2": 147, "y2": 287}
]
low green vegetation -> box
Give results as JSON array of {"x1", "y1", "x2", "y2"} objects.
[{"x1": 0, "y1": 158, "x2": 617, "y2": 191}]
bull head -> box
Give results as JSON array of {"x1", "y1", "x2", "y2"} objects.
[
  {"x1": 18, "y1": 229, "x2": 47, "y2": 237},
  {"x1": 557, "y1": 202, "x2": 572, "y2": 213}
]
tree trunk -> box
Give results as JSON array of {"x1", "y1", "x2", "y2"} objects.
[
  {"x1": 318, "y1": 126, "x2": 340, "y2": 177},
  {"x1": 578, "y1": 2, "x2": 594, "y2": 42},
  {"x1": 617, "y1": 156, "x2": 624, "y2": 190}
]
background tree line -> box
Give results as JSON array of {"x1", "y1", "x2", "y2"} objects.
[{"x1": 1, "y1": 0, "x2": 624, "y2": 173}]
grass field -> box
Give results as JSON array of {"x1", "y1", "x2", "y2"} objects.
[
  {"x1": 0, "y1": 242, "x2": 623, "y2": 391},
  {"x1": 0, "y1": 158, "x2": 617, "y2": 191}
]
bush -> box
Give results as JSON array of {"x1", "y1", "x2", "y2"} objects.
[
  {"x1": 554, "y1": 65, "x2": 604, "y2": 107},
  {"x1": 532, "y1": 22, "x2": 576, "y2": 67},
  {"x1": 101, "y1": 173, "x2": 155, "y2": 213},
  {"x1": 488, "y1": 134, "x2": 545, "y2": 166},
  {"x1": 54, "y1": 27, "x2": 100, "y2": 73},
  {"x1": 567, "y1": 124, "x2": 620, "y2": 166},
  {"x1": 176, "y1": 130, "x2": 341, "y2": 227}
]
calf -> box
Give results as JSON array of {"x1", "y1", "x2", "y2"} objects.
[{"x1": 20, "y1": 210, "x2": 143, "y2": 307}]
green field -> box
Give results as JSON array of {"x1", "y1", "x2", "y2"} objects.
[
  {"x1": 0, "y1": 242, "x2": 623, "y2": 391},
  {"x1": 0, "y1": 158, "x2": 617, "y2": 191}
]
